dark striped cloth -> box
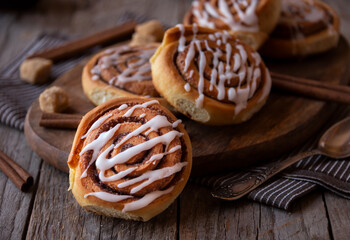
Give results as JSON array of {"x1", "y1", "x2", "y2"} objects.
[
  {"x1": 195, "y1": 107, "x2": 350, "y2": 210},
  {"x1": 0, "y1": 34, "x2": 88, "y2": 130},
  {"x1": 0, "y1": 11, "x2": 147, "y2": 130}
]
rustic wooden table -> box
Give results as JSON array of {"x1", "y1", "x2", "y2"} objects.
[{"x1": 1, "y1": 0, "x2": 350, "y2": 239}]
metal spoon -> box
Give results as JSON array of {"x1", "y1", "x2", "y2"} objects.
[{"x1": 211, "y1": 116, "x2": 350, "y2": 200}]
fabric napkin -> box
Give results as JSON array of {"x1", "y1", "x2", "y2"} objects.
[
  {"x1": 0, "y1": 34, "x2": 87, "y2": 130},
  {"x1": 195, "y1": 107, "x2": 350, "y2": 210},
  {"x1": 0, "y1": 11, "x2": 143, "y2": 130}
]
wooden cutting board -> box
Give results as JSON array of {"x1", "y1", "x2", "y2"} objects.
[{"x1": 24, "y1": 37, "x2": 350, "y2": 176}]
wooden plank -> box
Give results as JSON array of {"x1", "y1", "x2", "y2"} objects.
[
  {"x1": 98, "y1": 202, "x2": 177, "y2": 240},
  {"x1": 257, "y1": 192, "x2": 330, "y2": 239},
  {"x1": 324, "y1": 192, "x2": 350, "y2": 240},
  {"x1": 179, "y1": 184, "x2": 260, "y2": 239},
  {"x1": 25, "y1": 161, "x2": 102, "y2": 239},
  {"x1": 179, "y1": 185, "x2": 331, "y2": 239},
  {"x1": 26, "y1": 161, "x2": 178, "y2": 239},
  {"x1": 0, "y1": 125, "x2": 41, "y2": 240}
]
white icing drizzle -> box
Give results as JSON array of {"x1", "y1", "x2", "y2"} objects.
[
  {"x1": 176, "y1": 24, "x2": 268, "y2": 115},
  {"x1": 191, "y1": 0, "x2": 259, "y2": 32},
  {"x1": 188, "y1": 70, "x2": 194, "y2": 78},
  {"x1": 196, "y1": 51, "x2": 206, "y2": 108},
  {"x1": 90, "y1": 46, "x2": 156, "y2": 86},
  {"x1": 118, "y1": 104, "x2": 128, "y2": 110},
  {"x1": 81, "y1": 100, "x2": 186, "y2": 212},
  {"x1": 122, "y1": 186, "x2": 174, "y2": 212},
  {"x1": 113, "y1": 114, "x2": 175, "y2": 150},
  {"x1": 81, "y1": 113, "x2": 112, "y2": 139},
  {"x1": 184, "y1": 83, "x2": 191, "y2": 92},
  {"x1": 123, "y1": 100, "x2": 159, "y2": 117},
  {"x1": 97, "y1": 130, "x2": 183, "y2": 169},
  {"x1": 84, "y1": 186, "x2": 175, "y2": 212},
  {"x1": 99, "y1": 165, "x2": 137, "y2": 182},
  {"x1": 118, "y1": 162, "x2": 187, "y2": 194},
  {"x1": 177, "y1": 24, "x2": 186, "y2": 52},
  {"x1": 146, "y1": 145, "x2": 182, "y2": 164},
  {"x1": 172, "y1": 119, "x2": 182, "y2": 128},
  {"x1": 139, "y1": 113, "x2": 146, "y2": 118},
  {"x1": 84, "y1": 192, "x2": 132, "y2": 202},
  {"x1": 80, "y1": 124, "x2": 121, "y2": 178}
]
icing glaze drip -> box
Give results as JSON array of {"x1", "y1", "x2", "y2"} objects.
[
  {"x1": 81, "y1": 100, "x2": 186, "y2": 212},
  {"x1": 80, "y1": 123, "x2": 121, "y2": 178},
  {"x1": 81, "y1": 113, "x2": 112, "y2": 139},
  {"x1": 122, "y1": 186, "x2": 174, "y2": 212},
  {"x1": 176, "y1": 24, "x2": 268, "y2": 114},
  {"x1": 123, "y1": 100, "x2": 159, "y2": 117},
  {"x1": 84, "y1": 186, "x2": 175, "y2": 212},
  {"x1": 84, "y1": 192, "x2": 132, "y2": 202},
  {"x1": 89, "y1": 45, "x2": 159, "y2": 97},
  {"x1": 117, "y1": 162, "x2": 187, "y2": 194},
  {"x1": 191, "y1": 0, "x2": 259, "y2": 32},
  {"x1": 184, "y1": 83, "x2": 191, "y2": 92}
]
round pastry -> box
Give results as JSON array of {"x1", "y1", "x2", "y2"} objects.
[
  {"x1": 259, "y1": 0, "x2": 340, "y2": 58},
  {"x1": 151, "y1": 24, "x2": 271, "y2": 125},
  {"x1": 68, "y1": 98, "x2": 192, "y2": 221},
  {"x1": 82, "y1": 43, "x2": 165, "y2": 106},
  {"x1": 183, "y1": 0, "x2": 282, "y2": 50}
]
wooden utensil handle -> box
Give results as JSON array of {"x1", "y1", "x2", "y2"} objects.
[{"x1": 211, "y1": 149, "x2": 321, "y2": 200}]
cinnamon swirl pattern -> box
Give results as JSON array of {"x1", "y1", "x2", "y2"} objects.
[
  {"x1": 260, "y1": 0, "x2": 340, "y2": 58},
  {"x1": 82, "y1": 43, "x2": 162, "y2": 106},
  {"x1": 183, "y1": 0, "x2": 282, "y2": 49},
  {"x1": 68, "y1": 98, "x2": 192, "y2": 221},
  {"x1": 151, "y1": 25, "x2": 271, "y2": 125}
]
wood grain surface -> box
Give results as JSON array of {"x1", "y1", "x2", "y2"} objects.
[
  {"x1": 1, "y1": 0, "x2": 350, "y2": 239},
  {"x1": 24, "y1": 36, "x2": 350, "y2": 175}
]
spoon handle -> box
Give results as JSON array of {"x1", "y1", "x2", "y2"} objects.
[{"x1": 211, "y1": 149, "x2": 321, "y2": 200}]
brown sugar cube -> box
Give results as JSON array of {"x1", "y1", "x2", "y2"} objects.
[
  {"x1": 20, "y1": 57, "x2": 53, "y2": 84},
  {"x1": 130, "y1": 20, "x2": 165, "y2": 46},
  {"x1": 39, "y1": 86, "x2": 69, "y2": 113},
  {"x1": 135, "y1": 20, "x2": 165, "y2": 41},
  {"x1": 130, "y1": 32, "x2": 158, "y2": 46}
]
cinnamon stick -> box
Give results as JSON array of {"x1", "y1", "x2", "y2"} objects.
[
  {"x1": 271, "y1": 72, "x2": 350, "y2": 94},
  {"x1": 41, "y1": 112, "x2": 83, "y2": 120},
  {"x1": 27, "y1": 20, "x2": 137, "y2": 62},
  {"x1": 40, "y1": 113, "x2": 82, "y2": 129},
  {"x1": 0, "y1": 150, "x2": 33, "y2": 191},
  {"x1": 271, "y1": 72, "x2": 350, "y2": 105}
]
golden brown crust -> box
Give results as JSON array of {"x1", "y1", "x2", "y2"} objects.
[
  {"x1": 68, "y1": 98, "x2": 192, "y2": 221},
  {"x1": 260, "y1": 0, "x2": 340, "y2": 58},
  {"x1": 183, "y1": 0, "x2": 282, "y2": 50},
  {"x1": 82, "y1": 43, "x2": 171, "y2": 108},
  {"x1": 151, "y1": 26, "x2": 271, "y2": 125}
]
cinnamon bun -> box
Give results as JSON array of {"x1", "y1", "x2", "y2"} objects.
[
  {"x1": 68, "y1": 98, "x2": 192, "y2": 221},
  {"x1": 82, "y1": 43, "x2": 167, "y2": 106},
  {"x1": 151, "y1": 25, "x2": 271, "y2": 125},
  {"x1": 183, "y1": 0, "x2": 282, "y2": 50},
  {"x1": 260, "y1": 0, "x2": 340, "y2": 58}
]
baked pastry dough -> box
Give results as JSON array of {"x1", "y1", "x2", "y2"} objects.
[
  {"x1": 183, "y1": 0, "x2": 282, "y2": 50},
  {"x1": 82, "y1": 43, "x2": 165, "y2": 106},
  {"x1": 68, "y1": 98, "x2": 192, "y2": 221},
  {"x1": 260, "y1": 0, "x2": 340, "y2": 58},
  {"x1": 151, "y1": 25, "x2": 271, "y2": 125}
]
